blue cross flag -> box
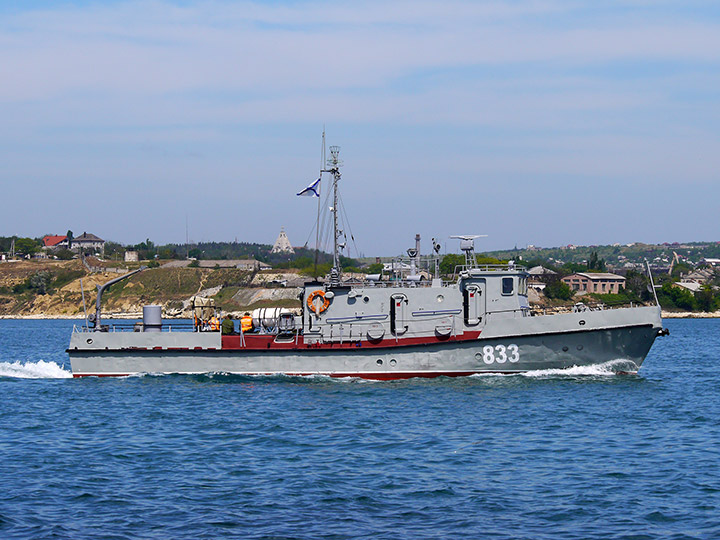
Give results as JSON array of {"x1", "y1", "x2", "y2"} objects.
[{"x1": 297, "y1": 177, "x2": 321, "y2": 197}]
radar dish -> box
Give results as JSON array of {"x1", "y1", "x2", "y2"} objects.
[{"x1": 450, "y1": 235, "x2": 488, "y2": 240}]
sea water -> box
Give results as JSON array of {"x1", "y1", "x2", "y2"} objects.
[{"x1": 0, "y1": 318, "x2": 718, "y2": 540}]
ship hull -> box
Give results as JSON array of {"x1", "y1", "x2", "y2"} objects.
[{"x1": 69, "y1": 307, "x2": 662, "y2": 378}]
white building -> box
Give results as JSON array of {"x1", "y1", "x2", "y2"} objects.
[
  {"x1": 73, "y1": 232, "x2": 105, "y2": 254},
  {"x1": 271, "y1": 228, "x2": 295, "y2": 254}
]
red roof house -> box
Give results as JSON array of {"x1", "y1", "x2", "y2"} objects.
[{"x1": 43, "y1": 235, "x2": 68, "y2": 248}]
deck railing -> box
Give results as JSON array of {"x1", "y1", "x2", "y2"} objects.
[{"x1": 72, "y1": 321, "x2": 196, "y2": 333}]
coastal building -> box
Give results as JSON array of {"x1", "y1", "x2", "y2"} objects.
[
  {"x1": 124, "y1": 250, "x2": 139, "y2": 262},
  {"x1": 672, "y1": 281, "x2": 703, "y2": 293},
  {"x1": 527, "y1": 266, "x2": 557, "y2": 291},
  {"x1": 528, "y1": 280, "x2": 546, "y2": 291},
  {"x1": 72, "y1": 232, "x2": 105, "y2": 254},
  {"x1": 684, "y1": 268, "x2": 713, "y2": 283},
  {"x1": 236, "y1": 259, "x2": 272, "y2": 271},
  {"x1": 42, "y1": 235, "x2": 69, "y2": 250},
  {"x1": 196, "y1": 259, "x2": 271, "y2": 270},
  {"x1": 561, "y1": 272, "x2": 626, "y2": 294},
  {"x1": 527, "y1": 265, "x2": 557, "y2": 277},
  {"x1": 271, "y1": 228, "x2": 295, "y2": 254}
]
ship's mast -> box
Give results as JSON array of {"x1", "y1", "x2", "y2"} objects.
[
  {"x1": 313, "y1": 129, "x2": 326, "y2": 276},
  {"x1": 323, "y1": 145, "x2": 343, "y2": 286}
]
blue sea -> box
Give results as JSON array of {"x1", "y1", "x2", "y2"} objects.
[{"x1": 1, "y1": 318, "x2": 719, "y2": 540}]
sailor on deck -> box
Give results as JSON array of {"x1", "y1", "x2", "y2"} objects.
[
  {"x1": 221, "y1": 314, "x2": 236, "y2": 335},
  {"x1": 241, "y1": 312, "x2": 253, "y2": 333},
  {"x1": 209, "y1": 315, "x2": 220, "y2": 332}
]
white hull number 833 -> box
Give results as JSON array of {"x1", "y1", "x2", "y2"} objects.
[{"x1": 481, "y1": 344, "x2": 520, "y2": 364}]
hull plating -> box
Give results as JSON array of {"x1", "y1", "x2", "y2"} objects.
[{"x1": 69, "y1": 323, "x2": 659, "y2": 378}]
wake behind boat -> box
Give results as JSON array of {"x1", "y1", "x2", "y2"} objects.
[{"x1": 68, "y1": 147, "x2": 667, "y2": 378}]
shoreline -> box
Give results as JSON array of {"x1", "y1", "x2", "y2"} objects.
[
  {"x1": 2, "y1": 311, "x2": 719, "y2": 320},
  {"x1": 661, "y1": 311, "x2": 720, "y2": 319},
  {"x1": 0, "y1": 313, "x2": 189, "y2": 320}
]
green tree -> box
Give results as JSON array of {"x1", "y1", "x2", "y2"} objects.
[
  {"x1": 624, "y1": 269, "x2": 652, "y2": 302},
  {"x1": 55, "y1": 248, "x2": 75, "y2": 260},
  {"x1": 29, "y1": 271, "x2": 52, "y2": 294},
  {"x1": 159, "y1": 248, "x2": 176, "y2": 260},
  {"x1": 544, "y1": 279, "x2": 574, "y2": 300},
  {"x1": 587, "y1": 251, "x2": 606, "y2": 271},
  {"x1": 66, "y1": 230, "x2": 74, "y2": 250},
  {"x1": 134, "y1": 238, "x2": 156, "y2": 260},
  {"x1": 476, "y1": 255, "x2": 504, "y2": 265},
  {"x1": 103, "y1": 241, "x2": 125, "y2": 258},
  {"x1": 670, "y1": 262, "x2": 692, "y2": 278},
  {"x1": 440, "y1": 254, "x2": 465, "y2": 275},
  {"x1": 365, "y1": 263, "x2": 384, "y2": 274},
  {"x1": 658, "y1": 282, "x2": 697, "y2": 311},
  {"x1": 340, "y1": 255, "x2": 360, "y2": 268},
  {"x1": 290, "y1": 256, "x2": 313, "y2": 269},
  {"x1": 14, "y1": 237, "x2": 39, "y2": 256},
  {"x1": 695, "y1": 285, "x2": 719, "y2": 312},
  {"x1": 300, "y1": 263, "x2": 332, "y2": 278},
  {"x1": 562, "y1": 262, "x2": 588, "y2": 274}
]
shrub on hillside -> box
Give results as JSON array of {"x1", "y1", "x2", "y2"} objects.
[
  {"x1": 544, "y1": 279, "x2": 574, "y2": 301},
  {"x1": 54, "y1": 249, "x2": 75, "y2": 260}
]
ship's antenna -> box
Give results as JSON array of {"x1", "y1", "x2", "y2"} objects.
[
  {"x1": 432, "y1": 237, "x2": 442, "y2": 278},
  {"x1": 322, "y1": 145, "x2": 343, "y2": 286},
  {"x1": 314, "y1": 127, "x2": 325, "y2": 276}
]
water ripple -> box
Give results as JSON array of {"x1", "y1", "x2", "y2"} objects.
[{"x1": 1, "y1": 319, "x2": 720, "y2": 539}]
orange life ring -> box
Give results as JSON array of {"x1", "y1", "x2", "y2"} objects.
[{"x1": 307, "y1": 290, "x2": 331, "y2": 314}]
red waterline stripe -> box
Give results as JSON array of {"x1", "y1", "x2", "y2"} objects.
[
  {"x1": 220, "y1": 331, "x2": 483, "y2": 351},
  {"x1": 72, "y1": 370, "x2": 519, "y2": 379}
]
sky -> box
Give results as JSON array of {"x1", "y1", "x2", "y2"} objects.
[{"x1": 1, "y1": 0, "x2": 719, "y2": 257}]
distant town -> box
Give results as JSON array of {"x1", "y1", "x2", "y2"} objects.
[{"x1": 1, "y1": 228, "x2": 719, "y2": 317}]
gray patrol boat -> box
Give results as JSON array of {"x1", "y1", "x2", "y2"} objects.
[{"x1": 68, "y1": 147, "x2": 667, "y2": 378}]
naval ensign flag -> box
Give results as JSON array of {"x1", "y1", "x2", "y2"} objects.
[{"x1": 297, "y1": 177, "x2": 321, "y2": 197}]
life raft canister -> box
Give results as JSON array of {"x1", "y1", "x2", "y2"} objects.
[{"x1": 307, "y1": 290, "x2": 331, "y2": 314}]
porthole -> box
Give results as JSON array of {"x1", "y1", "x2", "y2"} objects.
[
  {"x1": 562, "y1": 346, "x2": 569, "y2": 352},
  {"x1": 437, "y1": 295, "x2": 444, "y2": 303},
  {"x1": 475, "y1": 352, "x2": 482, "y2": 361},
  {"x1": 390, "y1": 359, "x2": 397, "y2": 366},
  {"x1": 363, "y1": 296, "x2": 370, "y2": 303},
  {"x1": 579, "y1": 320, "x2": 586, "y2": 326},
  {"x1": 86, "y1": 338, "x2": 93, "y2": 344},
  {"x1": 377, "y1": 359, "x2": 383, "y2": 365},
  {"x1": 577, "y1": 345, "x2": 584, "y2": 351}
]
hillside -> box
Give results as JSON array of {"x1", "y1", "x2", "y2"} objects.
[
  {"x1": 0, "y1": 260, "x2": 304, "y2": 318},
  {"x1": 3, "y1": 236, "x2": 720, "y2": 318},
  {"x1": 485, "y1": 241, "x2": 720, "y2": 269}
]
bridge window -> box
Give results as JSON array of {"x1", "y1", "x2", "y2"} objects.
[{"x1": 502, "y1": 277, "x2": 513, "y2": 295}]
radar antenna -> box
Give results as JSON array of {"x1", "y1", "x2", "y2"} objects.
[{"x1": 450, "y1": 234, "x2": 488, "y2": 268}]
